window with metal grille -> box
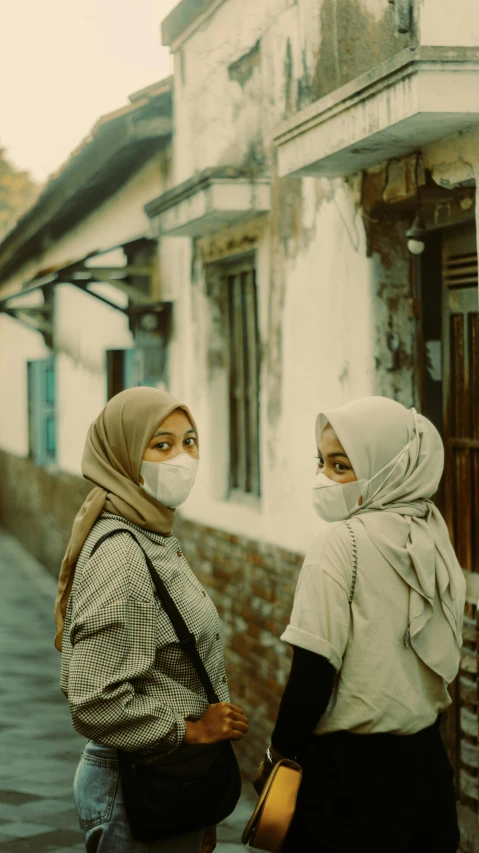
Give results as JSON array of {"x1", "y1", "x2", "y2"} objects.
[{"x1": 227, "y1": 264, "x2": 261, "y2": 497}]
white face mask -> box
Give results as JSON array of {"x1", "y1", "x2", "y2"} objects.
[
  {"x1": 312, "y1": 473, "x2": 364, "y2": 523},
  {"x1": 140, "y1": 454, "x2": 199, "y2": 508},
  {"x1": 312, "y1": 410, "x2": 419, "y2": 523}
]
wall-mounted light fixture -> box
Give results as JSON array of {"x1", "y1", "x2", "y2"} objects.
[
  {"x1": 406, "y1": 213, "x2": 427, "y2": 255},
  {"x1": 128, "y1": 301, "x2": 173, "y2": 338},
  {"x1": 406, "y1": 153, "x2": 427, "y2": 255},
  {"x1": 139, "y1": 312, "x2": 161, "y2": 332}
]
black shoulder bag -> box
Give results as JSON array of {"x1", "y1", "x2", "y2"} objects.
[{"x1": 90, "y1": 529, "x2": 242, "y2": 843}]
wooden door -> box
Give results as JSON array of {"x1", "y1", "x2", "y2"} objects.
[{"x1": 442, "y1": 225, "x2": 479, "y2": 815}]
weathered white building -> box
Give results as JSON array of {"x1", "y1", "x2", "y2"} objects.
[
  {"x1": 0, "y1": 77, "x2": 174, "y2": 559},
  {"x1": 0, "y1": 1, "x2": 478, "y2": 843}
]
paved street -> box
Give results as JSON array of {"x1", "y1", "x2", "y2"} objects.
[{"x1": 0, "y1": 530, "x2": 254, "y2": 852}]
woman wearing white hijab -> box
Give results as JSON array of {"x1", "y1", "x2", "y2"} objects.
[{"x1": 255, "y1": 396, "x2": 465, "y2": 853}]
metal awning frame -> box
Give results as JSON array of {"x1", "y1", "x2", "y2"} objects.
[{"x1": 0, "y1": 238, "x2": 164, "y2": 346}]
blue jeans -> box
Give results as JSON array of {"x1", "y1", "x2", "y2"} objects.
[{"x1": 74, "y1": 741, "x2": 204, "y2": 853}]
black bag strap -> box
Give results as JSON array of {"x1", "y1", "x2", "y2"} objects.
[{"x1": 90, "y1": 528, "x2": 220, "y2": 704}]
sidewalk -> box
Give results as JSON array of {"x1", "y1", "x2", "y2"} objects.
[{"x1": 0, "y1": 530, "x2": 254, "y2": 852}]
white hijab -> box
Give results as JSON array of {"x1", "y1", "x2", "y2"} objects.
[{"x1": 317, "y1": 396, "x2": 466, "y2": 683}]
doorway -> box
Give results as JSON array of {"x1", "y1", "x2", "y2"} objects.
[{"x1": 420, "y1": 221, "x2": 479, "y2": 816}]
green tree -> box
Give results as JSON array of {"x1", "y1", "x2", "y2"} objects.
[{"x1": 0, "y1": 149, "x2": 39, "y2": 241}]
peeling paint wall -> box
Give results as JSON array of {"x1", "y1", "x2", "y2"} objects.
[
  {"x1": 367, "y1": 216, "x2": 417, "y2": 404},
  {"x1": 424, "y1": 127, "x2": 479, "y2": 194},
  {"x1": 309, "y1": 0, "x2": 414, "y2": 102},
  {"x1": 162, "y1": 0, "x2": 479, "y2": 563},
  {"x1": 163, "y1": 0, "x2": 424, "y2": 555},
  {"x1": 171, "y1": 0, "x2": 416, "y2": 185},
  {"x1": 422, "y1": 128, "x2": 479, "y2": 264}
]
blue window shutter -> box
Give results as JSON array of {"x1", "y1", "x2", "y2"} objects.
[
  {"x1": 124, "y1": 349, "x2": 140, "y2": 388},
  {"x1": 106, "y1": 347, "x2": 162, "y2": 399},
  {"x1": 125, "y1": 344, "x2": 165, "y2": 389},
  {"x1": 29, "y1": 360, "x2": 44, "y2": 464},
  {"x1": 29, "y1": 357, "x2": 56, "y2": 465}
]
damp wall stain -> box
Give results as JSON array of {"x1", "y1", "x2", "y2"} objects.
[
  {"x1": 266, "y1": 167, "x2": 304, "y2": 431},
  {"x1": 311, "y1": 0, "x2": 415, "y2": 102},
  {"x1": 368, "y1": 214, "x2": 416, "y2": 405},
  {"x1": 228, "y1": 40, "x2": 261, "y2": 88},
  {"x1": 284, "y1": 38, "x2": 295, "y2": 118}
]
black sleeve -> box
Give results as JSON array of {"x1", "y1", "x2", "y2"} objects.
[{"x1": 271, "y1": 645, "x2": 335, "y2": 760}]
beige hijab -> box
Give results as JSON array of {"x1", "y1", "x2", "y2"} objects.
[
  {"x1": 317, "y1": 396, "x2": 466, "y2": 683},
  {"x1": 54, "y1": 386, "x2": 197, "y2": 651}
]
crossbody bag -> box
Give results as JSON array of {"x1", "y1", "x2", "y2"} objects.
[
  {"x1": 89, "y1": 528, "x2": 242, "y2": 843},
  {"x1": 242, "y1": 519, "x2": 359, "y2": 852}
]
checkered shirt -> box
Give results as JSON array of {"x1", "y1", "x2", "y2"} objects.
[{"x1": 61, "y1": 512, "x2": 229, "y2": 760}]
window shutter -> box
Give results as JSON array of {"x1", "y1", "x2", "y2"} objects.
[
  {"x1": 123, "y1": 349, "x2": 140, "y2": 389},
  {"x1": 106, "y1": 342, "x2": 167, "y2": 400},
  {"x1": 106, "y1": 349, "x2": 140, "y2": 400},
  {"x1": 442, "y1": 227, "x2": 478, "y2": 289},
  {"x1": 28, "y1": 357, "x2": 56, "y2": 465},
  {"x1": 227, "y1": 262, "x2": 261, "y2": 497}
]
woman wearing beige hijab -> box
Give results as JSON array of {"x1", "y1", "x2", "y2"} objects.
[
  {"x1": 255, "y1": 396, "x2": 465, "y2": 853},
  {"x1": 56, "y1": 387, "x2": 248, "y2": 853}
]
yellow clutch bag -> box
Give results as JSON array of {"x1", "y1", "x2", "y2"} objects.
[{"x1": 242, "y1": 759, "x2": 302, "y2": 852}]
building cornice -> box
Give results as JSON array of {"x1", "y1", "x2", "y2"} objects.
[{"x1": 161, "y1": 0, "x2": 226, "y2": 50}]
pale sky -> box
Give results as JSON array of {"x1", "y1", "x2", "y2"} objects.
[{"x1": 0, "y1": 0, "x2": 180, "y2": 183}]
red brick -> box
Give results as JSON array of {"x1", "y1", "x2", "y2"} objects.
[{"x1": 251, "y1": 582, "x2": 277, "y2": 603}]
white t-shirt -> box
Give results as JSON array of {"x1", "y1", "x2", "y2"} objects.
[{"x1": 281, "y1": 517, "x2": 451, "y2": 735}]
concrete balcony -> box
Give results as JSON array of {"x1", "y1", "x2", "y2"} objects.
[
  {"x1": 274, "y1": 46, "x2": 479, "y2": 179},
  {"x1": 145, "y1": 168, "x2": 271, "y2": 238}
]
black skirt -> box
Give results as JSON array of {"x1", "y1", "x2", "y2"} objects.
[{"x1": 282, "y1": 721, "x2": 459, "y2": 853}]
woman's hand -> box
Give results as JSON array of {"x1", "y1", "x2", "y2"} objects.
[
  {"x1": 203, "y1": 825, "x2": 216, "y2": 853},
  {"x1": 184, "y1": 702, "x2": 249, "y2": 745}
]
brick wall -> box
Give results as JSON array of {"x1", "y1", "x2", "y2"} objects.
[
  {"x1": 457, "y1": 596, "x2": 479, "y2": 853},
  {"x1": 174, "y1": 514, "x2": 303, "y2": 776},
  {"x1": 0, "y1": 450, "x2": 90, "y2": 576}
]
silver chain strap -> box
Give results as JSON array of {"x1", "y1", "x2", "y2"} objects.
[{"x1": 343, "y1": 521, "x2": 358, "y2": 607}]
